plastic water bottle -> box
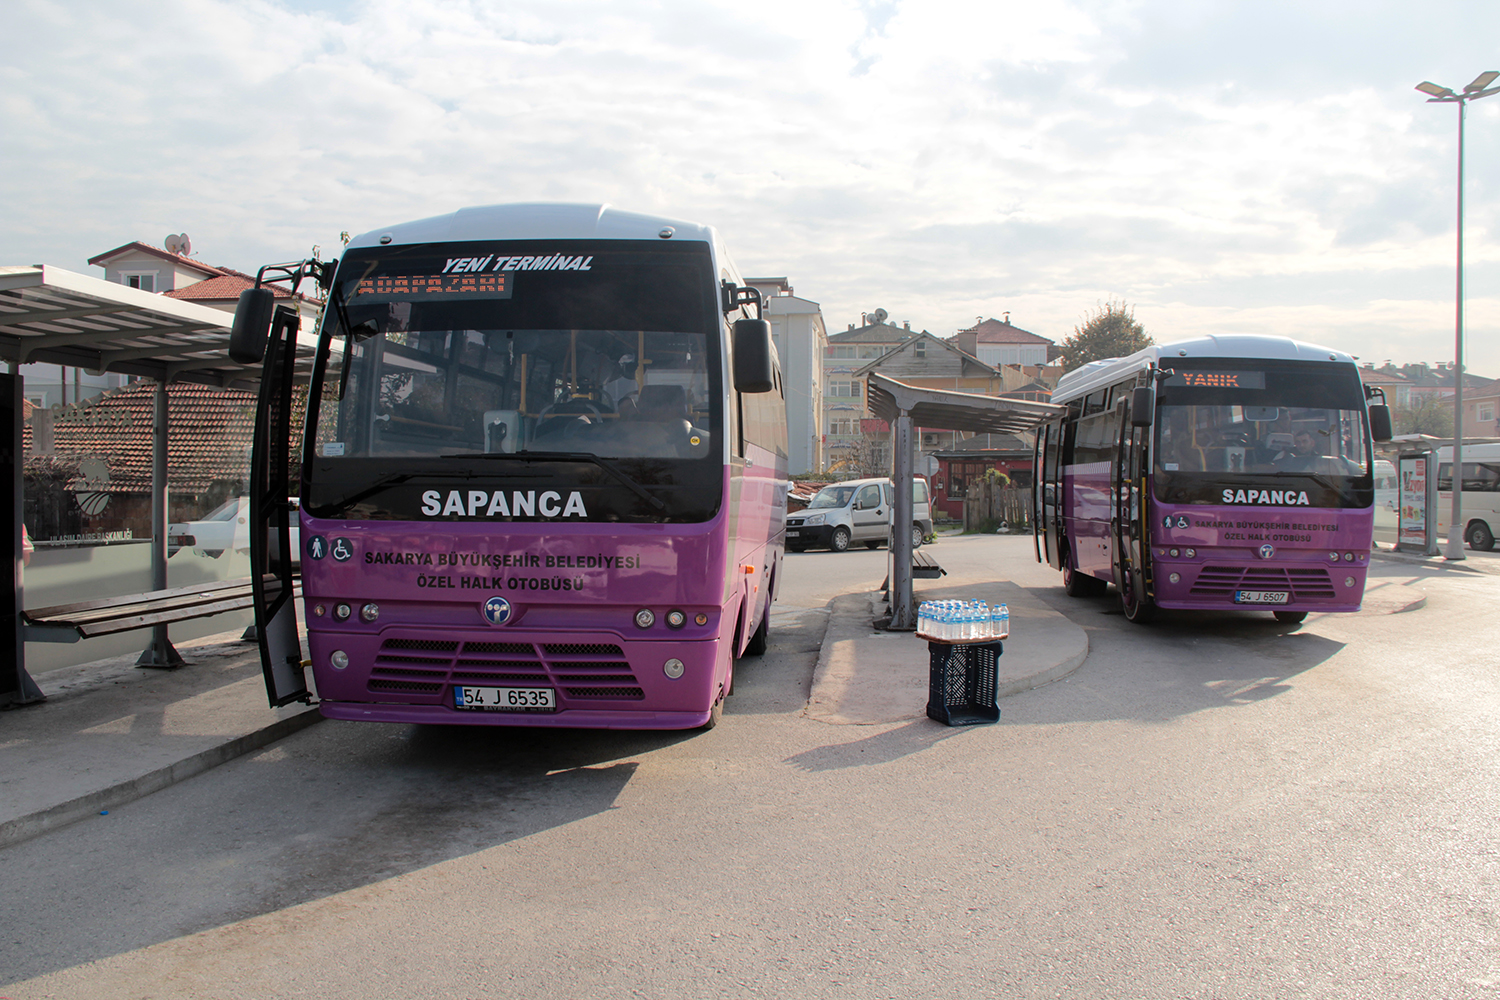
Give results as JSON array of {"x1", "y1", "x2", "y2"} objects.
[{"x1": 992, "y1": 602, "x2": 1010, "y2": 640}]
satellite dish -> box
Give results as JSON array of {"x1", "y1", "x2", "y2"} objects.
[
  {"x1": 165, "y1": 233, "x2": 191, "y2": 256},
  {"x1": 872, "y1": 308, "x2": 889, "y2": 325}
]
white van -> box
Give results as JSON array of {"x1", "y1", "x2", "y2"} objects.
[
  {"x1": 785, "y1": 477, "x2": 932, "y2": 553},
  {"x1": 1434, "y1": 443, "x2": 1500, "y2": 551}
]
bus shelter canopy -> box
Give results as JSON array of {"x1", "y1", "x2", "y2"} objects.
[
  {"x1": 865, "y1": 372, "x2": 1064, "y2": 435},
  {"x1": 0, "y1": 265, "x2": 321, "y2": 386},
  {"x1": 865, "y1": 373, "x2": 1065, "y2": 630}
]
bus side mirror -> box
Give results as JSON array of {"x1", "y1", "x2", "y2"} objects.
[
  {"x1": 230, "y1": 288, "x2": 276, "y2": 364},
  {"x1": 1130, "y1": 386, "x2": 1155, "y2": 428},
  {"x1": 1368, "y1": 404, "x2": 1393, "y2": 442},
  {"x1": 733, "y1": 318, "x2": 774, "y2": 393}
]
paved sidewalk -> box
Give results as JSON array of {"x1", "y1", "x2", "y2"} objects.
[
  {"x1": 805, "y1": 581, "x2": 1088, "y2": 725},
  {"x1": 0, "y1": 633, "x2": 321, "y2": 850}
]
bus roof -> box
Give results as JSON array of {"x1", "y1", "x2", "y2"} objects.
[
  {"x1": 345, "y1": 203, "x2": 717, "y2": 251},
  {"x1": 1051, "y1": 334, "x2": 1357, "y2": 406}
]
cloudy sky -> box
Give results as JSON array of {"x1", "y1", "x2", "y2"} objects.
[{"x1": 5, "y1": 0, "x2": 1499, "y2": 375}]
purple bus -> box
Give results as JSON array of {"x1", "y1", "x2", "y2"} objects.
[
  {"x1": 1033, "y1": 335, "x2": 1393, "y2": 624},
  {"x1": 232, "y1": 204, "x2": 787, "y2": 729}
]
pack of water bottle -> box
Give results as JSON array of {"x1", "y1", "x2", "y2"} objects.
[{"x1": 917, "y1": 599, "x2": 1009, "y2": 643}]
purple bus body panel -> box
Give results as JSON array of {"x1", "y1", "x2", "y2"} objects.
[
  {"x1": 299, "y1": 466, "x2": 777, "y2": 727},
  {"x1": 1062, "y1": 467, "x2": 1373, "y2": 613}
]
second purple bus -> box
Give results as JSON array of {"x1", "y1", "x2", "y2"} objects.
[{"x1": 1033, "y1": 334, "x2": 1393, "y2": 623}]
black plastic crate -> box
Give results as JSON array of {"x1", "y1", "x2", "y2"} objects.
[{"x1": 926, "y1": 640, "x2": 1002, "y2": 726}]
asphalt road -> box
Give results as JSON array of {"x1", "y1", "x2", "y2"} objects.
[{"x1": 4, "y1": 534, "x2": 1499, "y2": 999}]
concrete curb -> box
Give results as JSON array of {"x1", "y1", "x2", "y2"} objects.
[
  {"x1": 0, "y1": 707, "x2": 323, "y2": 851},
  {"x1": 805, "y1": 581, "x2": 1089, "y2": 725}
]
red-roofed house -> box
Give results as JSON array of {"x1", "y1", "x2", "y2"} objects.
[
  {"x1": 87, "y1": 241, "x2": 227, "y2": 293},
  {"x1": 950, "y1": 316, "x2": 1057, "y2": 368}
]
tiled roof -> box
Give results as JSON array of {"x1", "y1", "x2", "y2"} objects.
[
  {"x1": 960, "y1": 318, "x2": 1052, "y2": 345},
  {"x1": 162, "y1": 268, "x2": 318, "y2": 303},
  {"x1": 86, "y1": 242, "x2": 226, "y2": 277},
  {"x1": 39, "y1": 382, "x2": 258, "y2": 495},
  {"x1": 830, "y1": 321, "x2": 924, "y2": 344}
]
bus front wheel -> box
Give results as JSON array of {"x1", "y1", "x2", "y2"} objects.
[
  {"x1": 1467, "y1": 520, "x2": 1495, "y2": 552},
  {"x1": 1274, "y1": 610, "x2": 1307, "y2": 624}
]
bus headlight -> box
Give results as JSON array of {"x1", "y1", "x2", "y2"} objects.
[
  {"x1": 1169, "y1": 548, "x2": 1179, "y2": 558},
  {"x1": 1184, "y1": 548, "x2": 1195, "y2": 558},
  {"x1": 334, "y1": 603, "x2": 352, "y2": 621},
  {"x1": 665, "y1": 610, "x2": 686, "y2": 629},
  {"x1": 330, "y1": 650, "x2": 349, "y2": 670},
  {"x1": 1168, "y1": 572, "x2": 1181, "y2": 584},
  {"x1": 1345, "y1": 576, "x2": 1356, "y2": 588},
  {"x1": 361, "y1": 603, "x2": 380, "y2": 622},
  {"x1": 634, "y1": 608, "x2": 655, "y2": 629},
  {"x1": 1343, "y1": 552, "x2": 1354, "y2": 562},
  {"x1": 663, "y1": 658, "x2": 685, "y2": 679}
]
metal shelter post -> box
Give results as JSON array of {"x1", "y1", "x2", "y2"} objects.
[
  {"x1": 1, "y1": 370, "x2": 43, "y2": 706},
  {"x1": 889, "y1": 410, "x2": 916, "y2": 629},
  {"x1": 136, "y1": 378, "x2": 183, "y2": 668}
]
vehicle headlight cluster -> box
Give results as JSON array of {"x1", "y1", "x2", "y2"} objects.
[{"x1": 802, "y1": 512, "x2": 825, "y2": 525}]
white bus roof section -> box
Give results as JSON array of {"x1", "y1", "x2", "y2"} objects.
[
  {"x1": 1051, "y1": 334, "x2": 1357, "y2": 406},
  {"x1": 347, "y1": 203, "x2": 717, "y2": 250},
  {"x1": 865, "y1": 372, "x2": 1063, "y2": 434},
  {"x1": 0, "y1": 265, "x2": 323, "y2": 386}
]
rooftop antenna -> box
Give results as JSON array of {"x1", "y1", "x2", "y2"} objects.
[{"x1": 164, "y1": 233, "x2": 191, "y2": 256}]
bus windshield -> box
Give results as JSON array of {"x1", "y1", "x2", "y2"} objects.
[
  {"x1": 1151, "y1": 362, "x2": 1372, "y2": 504},
  {"x1": 314, "y1": 240, "x2": 721, "y2": 463}
]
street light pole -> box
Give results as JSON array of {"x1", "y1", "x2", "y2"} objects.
[{"x1": 1416, "y1": 72, "x2": 1499, "y2": 559}]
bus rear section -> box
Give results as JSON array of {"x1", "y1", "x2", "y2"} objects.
[
  {"x1": 235, "y1": 203, "x2": 786, "y2": 726},
  {"x1": 1038, "y1": 336, "x2": 1389, "y2": 623}
]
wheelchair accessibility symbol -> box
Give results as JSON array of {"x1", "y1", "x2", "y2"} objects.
[{"x1": 331, "y1": 537, "x2": 353, "y2": 562}]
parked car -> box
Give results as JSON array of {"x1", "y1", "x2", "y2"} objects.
[
  {"x1": 785, "y1": 477, "x2": 932, "y2": 552},
  {"x1": 168, "y1": 497, "x2": 301, "y2": 564}
]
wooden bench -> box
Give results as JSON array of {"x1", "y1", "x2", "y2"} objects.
[
  {"x1": 22, "y1": 577, "x2": 295, "y2": 643},
  {"x1": 880, "y1": 550, "x2": 946, "y2": 593},
  {"x1": 912, "y1": 550, "x2": 946, "y2": 579}
]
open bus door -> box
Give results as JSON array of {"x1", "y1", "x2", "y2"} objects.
[
  {"x1": 1036, "y1": 421, "x2": 1063, "y2": 569},
  {"x1": 1112, "y1": 386, "x2": 1156, "y2": 623},
  {"x1": 233, "y1": 293, "x2": 310, "y2": 707}
]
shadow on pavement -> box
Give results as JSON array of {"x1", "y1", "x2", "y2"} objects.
[
  {"x1": 783, "y1": 718, "x2": 965, "y2": 772},
  {"x1": 0, "y1": 723, "x2": 693, "y2": 986}
]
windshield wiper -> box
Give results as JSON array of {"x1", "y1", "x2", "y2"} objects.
[{"x1": 438, "y1": 450, "x2": 667, "y2": 511}]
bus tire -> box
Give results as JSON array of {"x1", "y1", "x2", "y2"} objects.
[
  {"x1": 1063, "y1": 556, "x2": 1106, "y2": 598},
  {"x1": 865, "y1": 540, "x2": 881, "y2": 549},
  {"x1": 701, "y1": 695, "x2": 724, "y2": 730},
  {"x1": 744, "y1": 599, "x2": 770, "y2": 656},
  {"x1": 1467, "y1": 520, "x2": 1495, "y2": 552},
  {"x1": 1274, "y1": 610, "x2": 1307, "y2": 624},
  {"x1": 830, "y1": 527, "x2": 851, "y2": 552}
]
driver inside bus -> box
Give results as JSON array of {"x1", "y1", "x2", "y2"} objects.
[{"x1": 1275, "y1": 429, "x2": 1327, "y2": 472}]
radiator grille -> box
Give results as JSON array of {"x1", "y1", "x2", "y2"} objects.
[
  {"x1": 368, "y1": 634, "x2": 643, "y2": 702},
  {"x1": 1190, "y1": 565, "x2": 1337, "y2": 599}
]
